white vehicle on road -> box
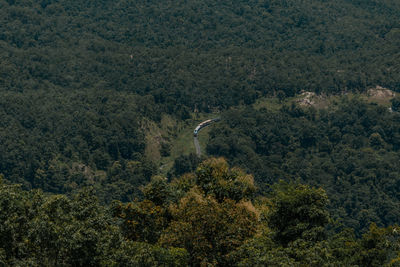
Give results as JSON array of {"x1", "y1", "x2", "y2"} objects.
[
  {"x1": 193, "y1": 118, "x2": 220, "y2": 155},
  {"x1": 193, "y1": 118, "x2": 219, "y2": 137}
]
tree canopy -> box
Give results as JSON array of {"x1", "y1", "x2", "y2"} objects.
[{"x1": 207, "y1": 97, "x2": 400, "y2": 233}]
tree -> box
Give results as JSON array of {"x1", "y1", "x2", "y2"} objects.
[
  {"x1": 369, "y1": 132, "x2": 384, "y2": 149},
  {"x1": 103, "y1": 241, "x2": 189, "y2": 267},
  {"x1": 266, "y1": 182, "x2": 330, "y2": 246},
  {"x1": 159, "y1": 189, "x2": 258, "y2": 266},
  {"x1": 357, "y1": 224, "x2": 400, "y2": 267},
  {"x1": 173, "y1": 153, "x2": 201, "y2": 176},
  {"x1": 113, "y1": 199, "x2": 169, "y2": 244},
  {"x1": 391, "y1": 96, "x2": 400, "y2": 112},
  {"x1": 115, "y1": 158, "x2": 259, "y2": 266},
  {"x1": 277, "y1": 90, "x2": 286, "y2": 103},
  {"x1": 195, "y1": 158, "x2": 256, "y2": 202}
]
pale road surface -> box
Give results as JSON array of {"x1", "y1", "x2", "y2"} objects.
[{"x1": 194, "y1": 136, "x2": 201, "y2": 156}]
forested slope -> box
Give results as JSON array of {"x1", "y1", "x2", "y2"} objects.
[
  {"x1": 1, "y1": 159, "x2": 399, "y2": 266},
  {"x1": 1, "y1": 0, "x2": 400, "y2": 200},
  {"x1": 207, "y1": 97, "x2": 400, "y2": 233},
  {"x1": 1, "y1": 0, "x2": 400, "y2": 255},
  {"x1": 1, "y1": 0, "x2": 400, "y2": 109},
  {"x1": 0, "y1": 89, "x2": 160, "y2": 202}
]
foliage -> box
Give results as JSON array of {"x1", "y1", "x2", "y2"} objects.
[
  {"x1": 1, "y1": 0, "x2": 399, "y2": 110},
  {"x1": 207, "y1": 97, "x2": 400, "y2": 233},
  {"x1": 0, "y1": 0, "x2": 400, "y2": 205},
  {"x1": 266, "y1": 182, "x2": 330, "y2": 246},
  {"x1": 195, "y1": 158, "x2": 256, "y2": 202},
  {"x1": 113, "y1": 199, "x2": 169, "y2": 244},
  {"x1": 115, "y1": 158, "x2": 259, "y2": 266},
  {"x1": 0, "y1": 89, "x2": 158, "y2": 203},
  {"x1": 159, "y1": 190, "x2": 258, "y2": 266},
  {"x1": 104, "y1": 241, "x2": 189, "y2": 267},
  {"x1": 358, "y1": 223, "x2": 400, "y2": 267},
  {"x1": 0, "y1": 177, "x2": 189, "y2": 266},
  {"x1": 391, "y1": 96, "x2": 400, "y2": 112},
  {"x1": 1, "y1": 160, "x2": 400, "y2": 266},
  {"x1": 172, "y1": 153, "x2": 202, "y2": 177},
  {"x1": 0, "y1": 0, "x2": 400, "y2": 263},
  {"x1": 111, "y1": 158, "x2": 400, "y2": 266}
]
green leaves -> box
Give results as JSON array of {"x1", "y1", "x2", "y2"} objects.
[
  {"x1": 266, "y1": 182, "x2": 330, "y2": 246},
  {"x1": 195, "y1": 158, "x2": 256, "y2": 202},
  {"x1": 115, "y1": 158, "x2": 259, "y2": 266},
  {"x1": 0, "y1": 159, "x2": 399, "y2": 265},
  {"x1": 159, "y1": 190, "x2": 258, "y2": 266},
  {"x1": 0, "y1": 183, "x2": 123, "y2": 266},
  {"x1": 207, "y1": 98, "x2": 400, "y2": 233}
]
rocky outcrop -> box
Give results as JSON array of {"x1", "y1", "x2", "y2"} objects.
[{"x1": 367, "y1": 85, "x2": 395, "y2": 98}]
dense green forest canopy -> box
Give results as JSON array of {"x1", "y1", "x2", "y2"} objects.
[
  {"x1": 0, "y1": 89, "x2": 159, "y2": 203},
  {"x1": 1, "y1": 1, "x2": 400, "y2": 263},
  {"x1": 1, "y1": 159, "x2": 400, "y2": 266},
  {"x1": 1, "y1": 0, "x2": 400, "y2": 111},
  {"x1": 207, "y1": 97, "x2": 400, "y2": 233},
  {"x1": 1, "y1": 0, "x2": 400, "y2": 200}
]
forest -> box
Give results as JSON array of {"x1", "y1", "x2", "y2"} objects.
[
  {"x1": 1, "y1": 0, "x2": 400, "y2": 111},
  {"x1": 0, "y1": 0, "x2": 399, "y2": 199},
  {"x1": 206, "y1": 96, "x2": 400, "y2": 234},
  {"x1": 1, "y1": 0, "x2": 400, "y2": 265},
  {"x1": 1, "y1": 158, "x2": 400, "y2": 266}
]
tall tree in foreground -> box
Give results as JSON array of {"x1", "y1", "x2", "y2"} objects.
[
  {"x1": 115, "y1": 158, "x2": 259, "y2": 266},
  {"x1": 267, "y1": 182, "x2": 330, "y2": 246}
]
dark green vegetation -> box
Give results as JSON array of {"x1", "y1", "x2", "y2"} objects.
[
  {"x1": 0, "y1": 89, "x2": 158, "y2": 203},
  {"x1": 1, "y1": 0, "x2": 400, "y2": 110},
  {"x1": 1, "y1": 159, "x2": 400, "y2": 266},
  {"x1": 1, "y1": 0, "x2": 399, "y2": 200},
  {"x1": 207, "y1": 97, "x2": 400, "y2": 233},
  {"x1": 1, "y1": 0, "x2": 400, "y2": 265}
]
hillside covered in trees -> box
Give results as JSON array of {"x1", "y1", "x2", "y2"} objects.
[
  {"x1": 1, "y1": 0, "x2": 400, "y2": 265},
  {"x1": 1, "y1": 0, "x2": 400, "y2": 198},
  {"x1": 1, "y1": 159, "x2": 400, "y2": 266},
  {"x1": 1, "y1": 0, "x2": 400, "y2": 110},
  {"x1": 207, "y1": 97, "x2": 400, "y2": 233}
]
